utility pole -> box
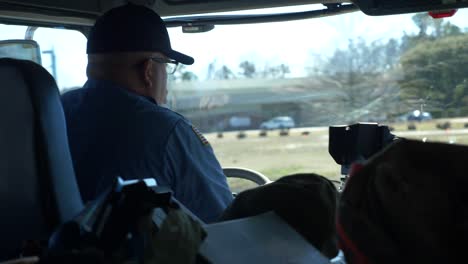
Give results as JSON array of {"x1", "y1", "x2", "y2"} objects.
[{"x1": 42, "y1": 49, "x2": 57, "y2": 81}]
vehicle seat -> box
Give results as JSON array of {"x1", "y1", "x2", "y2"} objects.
[{"x1": 0, "y1": 58, "x2": 83, "y2": 259}]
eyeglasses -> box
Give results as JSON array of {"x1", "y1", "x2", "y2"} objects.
[{"x1": 150, "y1": 57, "x2": 179, "y2": 74}]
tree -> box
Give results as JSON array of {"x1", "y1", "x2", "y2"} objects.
[
  {"x1": 278, "y1": 64, "x2": 290, "y2": 78},
  {"x1": 411, "y1": 13, "x2": 462, "y2": 38},
  {"x1": 399, "y1": 34, "x2": 468, "y2": 117},
  {"x1": 384, "y1": 38, "x2": 400, "y2": 70},
  {"x1": 239, "y1": 60, "x2": 256, "y2": 78},
  {"x1": 321, "y1": 38, "x2": 401, "y2": 113},
  {"x1": 206, "y1": 61, "x2": 216, "y2": 80},
  {"x1": 181, "y1": 71, "x2": 198, "y2": 81},
  {"x1": 325, "y1": 38, "x2": 400, "y2": 75},
  {"x1": 398, "y1": 13, "x2": 467, "y2": 117},
  {"x1": 215, "y1": 65, "x2": 235, "y2": 80},
  {"x1": 412, "y1": 13, "x2": 434, "y2": 37},
  {"x1": 401, "y1": 13, "x2": 462, "y2": 53},
  {"x1": 261, "y1": 63, "x2": 291, "y2": 78},
  {"x1": 171, "y1": 64, "x2": 198, "y2": 82}
]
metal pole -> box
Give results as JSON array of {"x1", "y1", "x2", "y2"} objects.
[{"x1": 42, "y1": 49, "x2": 57, "y2": 80}]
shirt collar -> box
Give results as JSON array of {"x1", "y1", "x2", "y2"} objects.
[
  {"x1": 143, "y1": 96, "x2": 158, "y2": 105},
  {"x1": 86, "y1": 78, "x2": 158, "y2": 106}
]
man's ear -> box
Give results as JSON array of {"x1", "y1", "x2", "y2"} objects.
[{"x1": 142, "y1": 59, "x2": 154, "y2": 88}]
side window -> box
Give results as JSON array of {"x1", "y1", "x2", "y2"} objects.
[
  {"x1": 0, "y1": 24, "x2": 88, "y2": 93},
  {"x1": 34, "y1": 28, "x2": 87, "y2": 92}
]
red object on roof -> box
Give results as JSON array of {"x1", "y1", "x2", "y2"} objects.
[{"x1": 429, "y1": 9, "x2": 457, "y2": 19}]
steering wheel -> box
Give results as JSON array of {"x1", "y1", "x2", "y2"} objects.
[{"x1": 223, "y1": 167, "x2": 272, "y2": 186}]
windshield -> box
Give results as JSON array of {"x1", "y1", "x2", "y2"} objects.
[
  {"x1": 165, "y1": 8, "x2": 468, "y2": 190},
  {"x1": 1, "y1": 6, "x2": 468, "y2": 192}
]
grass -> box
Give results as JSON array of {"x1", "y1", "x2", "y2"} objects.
[
  {"x1": 389, "y1": 117, "x2": 468, "y2": 131},
  {"x1": 205, "y1": 118, "x2": 468, "y2": 193},
  {"x1": 206, "y1": 128, "x2": 340, "y2": 193}
]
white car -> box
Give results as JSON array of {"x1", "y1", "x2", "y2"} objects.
[
  {"x1": 397, "y1": 110, "x2": 433, "y2": 122},
  {"x1": 260, "y1": 116, "x2": 295, "y2": 130}
]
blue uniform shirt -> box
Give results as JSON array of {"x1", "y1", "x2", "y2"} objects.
[{"x1": 61, "y1": 79, "x2": 233, "y2": 223}]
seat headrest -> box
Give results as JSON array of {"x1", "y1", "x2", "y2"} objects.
[{"x1": 0, "y1": 58, "x2": 83, "y2": 259}]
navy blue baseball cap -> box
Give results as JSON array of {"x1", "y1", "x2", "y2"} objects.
[{"x1": 87, "y1": 3, "x2": 194, "y2": 65}]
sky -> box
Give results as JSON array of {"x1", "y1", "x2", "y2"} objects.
[
  {"x1": 1, "y1": 4, "x2": 468, "y2": 89},
  {"x1": 168, "y1": 8, "x2": 468, "y2": 82}
]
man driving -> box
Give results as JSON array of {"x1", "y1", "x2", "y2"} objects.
[{"x1": 61, "y1": 3, "x2": 233, "y2": 223}]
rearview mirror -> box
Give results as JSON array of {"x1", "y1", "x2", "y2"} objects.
[
  {"x1": 0, "y1": 39, "x2": 42, "y2": 64},
  {"x1": 353, "y1": 0, "x2": 468, "y2": 16}
]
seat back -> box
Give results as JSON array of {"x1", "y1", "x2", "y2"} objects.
[{"x1": 0, "y1": 58, "x2": 83, "y2": 258}]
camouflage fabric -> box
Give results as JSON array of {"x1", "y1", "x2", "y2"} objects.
[
  {"x1": 219, "y1": 173, "x2": 339, "y2": 258},
  {"x1": 337, "y1": 139, "x2": 467, "y2": 263},
  {"x1": 42, "y1": 208, "x2": 205, "y2": 264},
  {"x1": 144, "y1": 209, "x2": 206, "y2": 264}
]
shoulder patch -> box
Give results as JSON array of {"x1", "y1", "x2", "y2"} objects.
[{"x1": 191, "y1": 125, "x2": 210, "y2": 146}]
